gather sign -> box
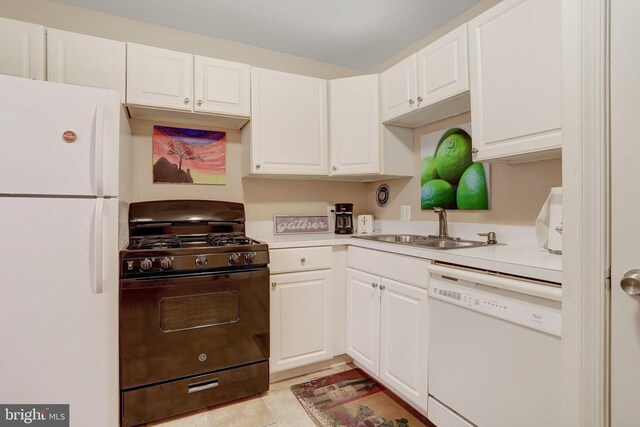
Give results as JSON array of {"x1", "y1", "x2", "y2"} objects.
[{"x1": 274, "y1": 215, "x2": 331, "y2": 234}]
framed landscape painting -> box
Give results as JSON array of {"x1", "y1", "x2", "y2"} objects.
[
  {"x1": 153, "y1": 126, "x2": 227, "y2": 185},
  {"x1": 419, "y1": 123, "x2": 490, "y2": 210}
]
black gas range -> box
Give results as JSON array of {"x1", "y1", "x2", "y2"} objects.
[
  {"x1": 120, "y1": 200, "x2": 269, "y2": 277},
  {"x1": 119, "y1": 200, "x2": 270, "y2": 427}
]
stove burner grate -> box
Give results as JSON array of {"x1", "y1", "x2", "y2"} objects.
[
  {"x1": 137, "y1": 235, "x2": 182, "y2": 249},
  {"x1": 206, "y1": 234, "x2": 254, "y2": 247}
]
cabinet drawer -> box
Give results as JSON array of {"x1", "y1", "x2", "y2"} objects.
[
  {"x1": 348, "y1": 246, "x2": 430, "y2": 289},
  {"x1": 269, "y1": 246, "x2": 332, "y2": 273}
]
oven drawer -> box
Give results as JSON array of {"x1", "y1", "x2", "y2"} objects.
[
  {"x1": 122, "y1": 361, "x2": 269, "y2": 427},
  {"x1": 269, "y1": 246, "x2": 332, "y2": 273}
]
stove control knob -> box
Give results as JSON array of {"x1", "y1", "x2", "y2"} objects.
[
  {"x1": 140, "y1": 258, "x2": 153, "y2": 271},
  {"x1": 228, "y1": 253, "x2": 241, "y2": 265},
  {"x1": 195, "y1": 254, "x2": 208, "y2": 268},
  {"x1": 160, "y1": 257, "x2": 173, "y2": 269},
  {"x1": 244, "y1": 252, "x2": 256, "y2": 263}
]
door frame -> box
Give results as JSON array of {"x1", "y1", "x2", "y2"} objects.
[{"x1": 561, "y1": 0, "x2": 610, "y2": 426}]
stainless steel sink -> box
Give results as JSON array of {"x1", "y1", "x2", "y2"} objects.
[
  {"x1": 357, "y1": 234, "x2": 432, "y2": 243},
  {"x1": 354, "y1": 234, "x2": 489, "y2": 250}
]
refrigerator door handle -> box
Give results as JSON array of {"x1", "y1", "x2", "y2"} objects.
[
  {"x1": 93, "y1": 198, "x2": 104, "y2": 294},
  {"x1": 94, "y1": 104, "x2": 105, "y2": 197}
]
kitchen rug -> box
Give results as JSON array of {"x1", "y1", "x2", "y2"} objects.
[{"x1": 290, "y1": 368, "x2": 434, "y2": 427}]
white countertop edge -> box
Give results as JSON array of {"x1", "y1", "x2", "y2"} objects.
[{"x1": 255, "y1": 233, "x2": 562, "y2": 284}]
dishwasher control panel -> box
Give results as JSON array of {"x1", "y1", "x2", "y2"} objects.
[{"x1": 430, "y1": 274, "x2": 561, "y2": 337}]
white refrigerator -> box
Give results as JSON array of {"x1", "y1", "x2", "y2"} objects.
[{"x1": 0, "y1": 75, "x2": 131, "y2": 426}]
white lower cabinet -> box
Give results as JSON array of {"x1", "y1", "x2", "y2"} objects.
[
  {"x1": 346, "y1": 247, "x2": 429, "y2": 413},
  {"x1": 269, "y1": 247, "x2": 334, "y2": 373}
]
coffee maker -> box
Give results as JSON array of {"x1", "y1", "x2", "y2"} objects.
[{"x1": 334, "y1": 203, "x2": 354, "y2": 234}]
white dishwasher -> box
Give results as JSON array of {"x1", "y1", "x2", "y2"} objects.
[{"x1": 427, "y1": 263, "x2": 561, "y2": 427}]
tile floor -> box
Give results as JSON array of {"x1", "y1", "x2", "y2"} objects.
[{"x1": 147, "y1": 364, "x2": 355, "y2": 427}]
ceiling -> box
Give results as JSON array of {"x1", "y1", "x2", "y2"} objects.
[{"x1": 52, "y1": 0, "x2": 481, "y2": 71}]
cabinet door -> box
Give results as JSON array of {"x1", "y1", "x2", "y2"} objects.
[
  {"x1": 379, "y1": 278, "x2": 429, "y2": 411},
  {"x1": 329, "y1": 74, "x2": 380, "y2": 175},
  {"x1": 346, "y1": 268, "x2": 380, "y2": 374},
  {"x1": 416, "y1": 24, "x2": 469, "y2": 108},
  {"x1": 468, "y1": 0, "x2": 561, "y2": 162},
  {"x1": 126, "y1": 43, "x2": 193, "y2": 110},
  {"x1": 380, "y1": 54, "x2": 417, "y2": 122},
  {"x1": 0, "y1": 17, "x2": 44, "y2": 80},
  {"x1": 194, "y1": 56, "x2": 250, "y2": 117},
  {"x1": 47, "y1": 29, "x2": 126, "y2": 102},
  {"x1": 249, "y1": 67, "x2": 328, "y2": 175},
  {"x1": 270, "y1": 270, "x2": 332, "y2": 372}
]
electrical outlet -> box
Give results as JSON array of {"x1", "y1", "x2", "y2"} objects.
[{"x1": 400, "y1": 205, "x2": 411, "y2": 222}]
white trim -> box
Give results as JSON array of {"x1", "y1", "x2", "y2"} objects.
[{"x1": 561, "y1": 0, "x2": 609, "y2": 426}]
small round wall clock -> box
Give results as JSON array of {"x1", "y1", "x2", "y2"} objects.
[{"x1": 376, "y1": 184, "x2": 390, "y2": 207}]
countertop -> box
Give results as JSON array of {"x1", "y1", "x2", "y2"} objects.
[{"x1": 255, "y1": 232, "x2": 562, "y2": 284}]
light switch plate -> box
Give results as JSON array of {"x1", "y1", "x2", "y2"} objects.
[{"x1": 400, "y1": 205, "x2": 411, "y2": 222}]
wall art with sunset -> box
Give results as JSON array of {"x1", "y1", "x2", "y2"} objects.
[{"x1": 152, "y1": 125, "x2": 226, "y2": 185}]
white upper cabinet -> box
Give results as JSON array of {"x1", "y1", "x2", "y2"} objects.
[
  {"x1": 193, "y1": 56, "x2": 250, "y2": 116},
  {"x1": 381, "y1": 24, "x2": 470, "y2": 128},
  {"x1": 329, "y1": 74, "x2": 413, "y2": 180},
  {"x1": 126, "y1": 43, "x2": 193, "y2": 111},
  {"x1": 468, "y1": 0, "x2": 561, "y2": 162},
  {"x1": 47, "y1": 29, "x2": 126, "y2": 102},
  {"x1": 126, "y1": 43, "x2": 250, "y2": 127},
  {"x1": 243, "y1": 67, "x2": 328, "y2": 177},
  {"x1": 416, "y1": 24, "x2": 469, "y2": 107},
  {"x1": 329, "y1": 74, "x2": 380, "y2": 176},
  {"x1": 0, "y1": 17, "x2": 45, "y2": 80},
  {"x1": 380, "y1": 55, "x2": 417, "y2": 122}
]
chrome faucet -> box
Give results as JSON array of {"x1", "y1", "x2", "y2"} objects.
[{"x1": 433, "y1": 207, "x2": 449, "y2": 238}]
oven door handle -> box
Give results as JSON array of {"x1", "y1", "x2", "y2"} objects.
[
  {"x1": 188, "y1": 378, "x2": 219, "y2": 393},
  {"x1": 93, "y1": 198, "x2": 104, "y2": 294}
]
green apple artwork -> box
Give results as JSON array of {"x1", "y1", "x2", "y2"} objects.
[{"x1": 420, "y1": 123, "x2": 490, "y2": 210}]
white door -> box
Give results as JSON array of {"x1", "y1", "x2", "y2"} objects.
[
  {"x1": 194, "y1": 56, "x2": 250, "y2": 116},
  {"x1": 269, "y1": 270, "x2": 332, "y2": 372},
  {"x1": 126, "y1": 43, "x2": 193, "y2": 110},
  {"x1": 0, "y1": 197, "x2": 119, "y2": 427},
  {"x1": 379, "y1": 278, "x2": 429, "y2": 411},
  {"x1": 0, "y1": 17, "x2": 45, "y2": 80},
  {"x1": 610, "y1": 1, "x2": 640, "y2": 424},
  {"x1": 380, "y1": 54, "x2": 417, "y2": 122},
  {"x1": 249, "y1": 67, "x2": 328, "y2": 175},
  {"x1": 329, "y1": 74, "x2": 380, "y2": 175},
  {"x1": 0, "y1": 75, "x2": 119, "y2": 197},
  {"x1": 346, "y1": 268, "x2": 380, "y2": 374},
  {"x1": 416, "y1": 24, "x2": 469, "y2": 108},
  {"x1": 47, "y1": 29, "x2": 126, "y2": 102}
]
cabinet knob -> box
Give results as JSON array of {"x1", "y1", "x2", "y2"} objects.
[
  {"x1": 408, "y1": 99, "x2": 415, "y2": 105},
  {"x1": 255, "y1": 164, "x2": 261, "y2": 169},
  {"x1": 371, "y1": 282, "x2": 378, "y2": 288},
  {"x1": 417, "y1": 96, "x2": 423, "y2": 103},
  {"x1": 300, "y1": 257, "x2": 306, "y2": 263},
  {"x1": 472, "y1": 147, "x2": 478, "y2": 157},
  {"x1": 197, "y1": 100, "x2": 203, "y2": 106},
  {"x1": 380, "y1": 284, "x2": 386, "y2": 290},
  {"x1": 271, "y1": 282, "x2": 277, "y2": 289},
  {"x1": 332, "y1": 165, "x2": 337, "y2": 171},
  {"x1": 184, "y1": 97, "x2": 190, "y2": 105}
]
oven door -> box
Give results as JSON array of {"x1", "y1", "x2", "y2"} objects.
[{"x1": 120, "y1": 268, "x2": 269, "y2": 389}]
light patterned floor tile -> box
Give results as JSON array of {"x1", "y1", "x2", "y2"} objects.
[{"x1": 147, "y1": 364, "x2": 358, "y2": 426}]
